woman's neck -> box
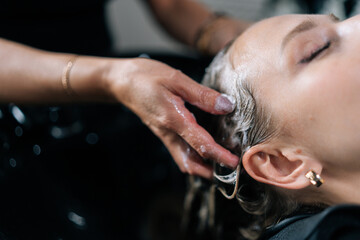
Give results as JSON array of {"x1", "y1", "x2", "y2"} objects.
[{"x1": 320, "y1": 169, "x2": 360, "y2": 205}]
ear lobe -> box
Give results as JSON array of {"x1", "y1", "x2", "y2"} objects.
[{"x1": 242, "y1": 143, "x2": 321, "y2": 190}]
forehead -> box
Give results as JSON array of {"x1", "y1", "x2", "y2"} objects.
[{"x1": 229, "y1": 14, "x2": 332, "y2": 68}]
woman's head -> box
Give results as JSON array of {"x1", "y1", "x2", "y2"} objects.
[{"x1": 201, "y1": 13, "x2": 360, "y2": 238}]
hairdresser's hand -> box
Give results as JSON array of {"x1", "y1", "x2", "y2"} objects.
[
  {"x1": 199, "y1": 18, "x2": 250, "y2": 55},
  {"x1": 105, "y1": 58, "x2": 239, "y2": 179}
]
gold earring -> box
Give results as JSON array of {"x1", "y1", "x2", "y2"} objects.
[{"x1": 305, "y1": 170, "x2": 324, "y2": 187}]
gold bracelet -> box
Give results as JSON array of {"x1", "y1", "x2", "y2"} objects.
[{"x1": 62, "y1": 55, "x2": 78, "y2": 96}]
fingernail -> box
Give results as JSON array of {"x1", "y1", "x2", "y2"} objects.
[{"x1": 215, "y1": 94, "x2": 235, "y2": 113}]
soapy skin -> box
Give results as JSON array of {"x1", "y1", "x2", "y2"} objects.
[
  {"x1": 106, "y1": 58, "x2": 239, "y2": 179},
  {"x1": 0, "y1": 37, "x2": 239, "y2": 180},
  {"x1": 0, "y1": 0, "x2": 250, "y2": 182}
]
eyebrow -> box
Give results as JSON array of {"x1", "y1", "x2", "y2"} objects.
[
  {"x1": 281, "y1": 20, "x2": 317, "y2": 50},
  {"x1": 281, "y1": 14, "x2": 340, "y2": 51}
]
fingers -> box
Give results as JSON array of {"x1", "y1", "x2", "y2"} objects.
[
  {"x1": 181, "y1": 120, "x2": 239, "y2": 168},
  {"x1": 163, "y1": 134, "x2": 213, "y2": 179},
  {"x1": 167, "y1": 71, "x2": 235, "y2": 115},
  {"x1": 164, "y1": 96, "x2": 239, "y2": 168}
]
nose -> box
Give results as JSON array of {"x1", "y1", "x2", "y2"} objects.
[{"x1": 337, "y1": 14, "x2": 360, "y2": 38}]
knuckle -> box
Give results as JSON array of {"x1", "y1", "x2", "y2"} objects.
[
  {"x1": 160, "y1": 114, "x2": 183, "y2": 133},
  {"x1": 158, "y1": 115, "x2": 173, "y2": 130},
  {"x1": 170, "y1": 69, "x2": 183, "y2": 80},
  {"x1": 198, "y1": 88, "x2": 212, "y2": 105}
]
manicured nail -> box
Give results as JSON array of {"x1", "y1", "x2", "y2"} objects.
[{"x1": 215, "y1": 94, "x2": 235, "y2": 113}]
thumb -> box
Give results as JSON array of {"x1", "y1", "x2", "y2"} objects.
[{"x1": 172, "y1": 76, "x2": 235, "y2": 115}]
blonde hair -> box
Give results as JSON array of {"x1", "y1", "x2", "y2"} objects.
[{"x1": 184, "y1": 46, "x2": 298, "y2": 239}]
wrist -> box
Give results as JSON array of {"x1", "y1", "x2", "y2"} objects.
[
  {"x1": 193, "y1": 13, "x2": 228, "y2": 54},
  {"x1": 70, "y1": 56, "x2": 114, "y2": 102},
  {"x1": 194, "y1": 16, "x2": 250, "y2": 55},
  {"x1": 101, "y1": 57, "x2": 141, "y2": 105}
]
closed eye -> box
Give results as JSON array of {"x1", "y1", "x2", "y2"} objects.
[{"x1": 299, "y1": 41, "x2": 331, "y2": 64}]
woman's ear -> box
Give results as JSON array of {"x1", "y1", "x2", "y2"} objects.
[{"x1": 242, "y1": 142, "x2": 322, "y2": 189}]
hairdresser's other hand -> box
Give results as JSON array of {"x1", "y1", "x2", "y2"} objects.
[
  {"x1": 105, "y1": 58, "x2": 239, "y2": 179},
  {"x1": 199, "y1": 18, "x2": 249, "y2": 55}
]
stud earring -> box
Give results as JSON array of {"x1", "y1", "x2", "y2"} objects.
[{"x1": 305, "y1": 170, "x2": 324, "y2": 187}]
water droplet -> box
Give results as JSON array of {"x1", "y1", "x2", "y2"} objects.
[
  {"x1": 10, "y1": 105, "x2": 26, "y2": 124},
  {"x1": 14, "y1": 126, "x2": 23, "y2": 137},
  {"x1": 33, "y1": 144, "x2": 41, "y2": 155},
  {"x1": 9, "y1": 158, "x2": 16, "y2": 168},
  {"x1": 67, "y1": 211, "x2": 86, "y2": 228},
  {"x1": 86, "y1": 133, "x2": 99, "y2": 145}
]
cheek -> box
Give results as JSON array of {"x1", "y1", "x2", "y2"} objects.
[
  {"x1": 281, "y1": 58, "x2": 360, "y2": 160},
  {"x1": 295, "y1": 58, "x2": 360, "y2": 117}
]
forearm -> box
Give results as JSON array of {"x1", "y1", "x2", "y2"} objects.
[
  {"x1": 147, "y1": 0, "x2": 251, "y2": 54},
  {"x1": 0, "y1": 37, "x2": 240, "y2": 178},
  {"x1": 0, "y1": 38, "x2": 111, "y2": 104},
  {"x1": 147, "y1": 0, "x2": 212, "y2": 46}
]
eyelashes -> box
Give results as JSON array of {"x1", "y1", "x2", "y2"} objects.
[{"x1": 299, "y1": 41, "x2": 331, "y2": 64}]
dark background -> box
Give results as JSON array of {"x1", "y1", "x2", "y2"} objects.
[{"x1": 0, "y1": 53, "x2": 212, "y2": 240}]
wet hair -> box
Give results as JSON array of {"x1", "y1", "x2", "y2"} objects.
[{"x1": 183, "y1": 46, "x2": 299, "y2": 239}]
